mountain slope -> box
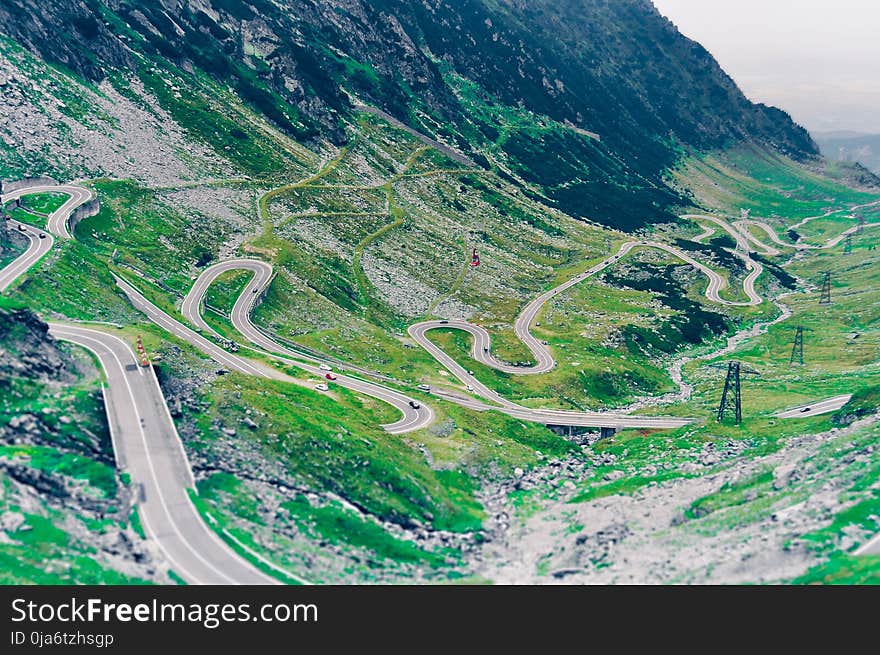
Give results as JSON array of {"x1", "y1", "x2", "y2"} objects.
[
  {"x1": 814, "y1": 132, "x2": 880, "y2": 175},
  {"x1": 0, "y1": 0, "x2": 817, "y2": 230},
  {"x1": 2, "y1": 1, "x2": 880, "y2": 585}
]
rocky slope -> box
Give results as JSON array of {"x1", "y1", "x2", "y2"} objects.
[
  {"x1": 0, "y1": 0, "x2": 817, "y2": 229},
  {"x1": 0, "y1": 306, "x2": 164, "y2": 583},
  {"x1": 2, "y1": 2, "x2": 877, "y2": 586}
]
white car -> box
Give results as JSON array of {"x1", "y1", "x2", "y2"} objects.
[
  {"x1": 319, "y1": 363, "x2": 332, "y2": 371},
  {"x1": 466, "y1": 385, "x2": 474, "y2": 392},
  {"x1": 314, "y1": 383, "x2": 329, "y2": 391}
]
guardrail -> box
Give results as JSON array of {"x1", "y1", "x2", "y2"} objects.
[
  {"x1": 0, "y1": 176, "x2": 59, "y2": 195},
  {"x1": 68, "y1": 197, "x2": 101, "y2": 233}
]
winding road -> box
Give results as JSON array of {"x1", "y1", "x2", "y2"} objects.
[
  {"x1": 735, "y1": 217, "x2": 880, "y2": 254},
  {"x1": 178, "y1": 259, "x2": 692, "y2": 430},
  {"x1": 4, "y1": 179, "x2": 880, "y2": 573},
  {"x1": 0, "y1": 220, "x2": 53, "y2": 292},
  {"x1": 711, "y1": 199, "x2": 880, "y2": 256},
  {"x1": 410, "y1": 236, "x2": 763, "y2": 391},
  {"x1": 47, "y1": 324, "x2": 278, "y2": 585},
  {"x1": 1, "y1": 187, "x2": 279, "y2": 584},
  {"x1": 3, "y1": 183, "x2": 95, "y2": 238},
  {"x1": 173, "y1": 258, "x2": 433, "y2": 434},
  {"x1": 681, "y1": 215, "x2": 764, "y2": 304},
  {"x1": 116, "y1": 272, "x2": 433, "y2": 434}
]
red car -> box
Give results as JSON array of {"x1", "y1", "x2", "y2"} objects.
[{"x1": 325, "y1": 373, "x2": 337, "y2": 380}]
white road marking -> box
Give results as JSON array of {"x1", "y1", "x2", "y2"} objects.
[{"x1": 5, "y1": 181, "x2": 880, "y2": 567}]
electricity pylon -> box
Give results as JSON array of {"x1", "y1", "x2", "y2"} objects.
[
  {"x1": 711, "y1": 361, "x2": 760, "y2": 424},
  {"x1": 819, "y1": 272, "x2": 832, "y2": 305},
  {"x1": 789, "y1": 326, "x2": 805, "y2": 366},
  {"x1": 844, "y1": 233, "x2": 853, "y2": 254}
]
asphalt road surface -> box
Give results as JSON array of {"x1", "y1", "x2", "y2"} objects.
[
  {"x1": 430, "y1": 388, "x2": 692, "y2": 429},
  {"x1": 408, "y1": 228, "x2": 768, "y2": 430},
  {"x1": 2, "y1": 183, "x2": 95, "y2": 239},
  {"x1": 854, "y1": 532, "x2": 880, "y2": 556},
  {"x1": 4, "y1": 181, "x2": 879, "y2": 561},
  {"x1": 789, "y1": 198, "x2": 880, "y2": 231},
  {"x1": 679, "y1": 215, "x2": 763, "y2": 306},
  {"x1": 2, "y1": 184, "x2": 281, "y2": 583},
  {"x1": 186, "y1": 261, "x2": 690, "y2": 429},
  {"x1": 144, "y1": 261, "x2": 435, "y2": 434},
  {"x1": 48, "y1": 324, "x2": 277, "y2": 584},
  {"x1": 776, "y1": 394, "x2": 852, "y2": 419},
  {"x1": 686, "y1": 199, "x2": 880, "y2": 256},
  {"x1": 736, "y1": 218, "x2": 880, "y2": 253},
  {"x1": 692, "y1": 225, "x2": 716, "y2": 244},
  {"x1": 0, "y1": 220, "x2": 53, "y2": 292},
  {"x1": 411, "y1": 232, "x2": 764, "y2": 381},
  {"x1": 408, "y1": 240, "x2": 742, "y2": 428}
]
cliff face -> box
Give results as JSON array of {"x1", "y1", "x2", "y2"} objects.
[
  {"x1": 0, "y1": 307, "x2": 75, "y2": 384},
  {"x1": 0, "y1": 0, "x2": 819, "y2": 229},
  {"x1": 0, "y1": 214, "x2": 10, "y2": 255},
  {"x1": 0, "y1": 306, "x2": 162, "y2": 583}
]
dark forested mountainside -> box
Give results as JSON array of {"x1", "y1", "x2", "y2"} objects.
[{"x1": 0, "y1": 0, "x2": 818, "y2": 229}]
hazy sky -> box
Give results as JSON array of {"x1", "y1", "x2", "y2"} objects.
[{"x1": 651, "y1": 0, "x2": 880, "y2": 134}]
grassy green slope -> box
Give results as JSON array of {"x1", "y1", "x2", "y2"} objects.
[
  {"x1": 0, "y1": 307, "x2": 152, "y2": 584},
  {"x1": 2, "y1": 33, "x2": 879, "y2": 581}
]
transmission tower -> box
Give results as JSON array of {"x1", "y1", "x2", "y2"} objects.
[
  {"x1": 711, "y1": 361, "x2": 760, "y2": 424},
  {"x1": 844, "y1": 233, "x2": 853, "y2": 254},
  {"x1": 789, "y1": 326, "x2": 804, "y2": 366},
  {"x1": 819, "y1": 272, "x2": 832, "y2": 305},
  {"x1": 857, "y1": 213, "x2": 865, "y2": 234}
]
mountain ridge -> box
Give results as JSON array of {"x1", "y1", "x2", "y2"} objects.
[
  {"x1": 814, "y1": 131, "x2": 880, "y2": 175},
  {"x1": 0, "y1": 0, "x2": 819, "y2": 230}
]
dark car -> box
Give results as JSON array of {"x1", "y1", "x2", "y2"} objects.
[
  {"x1": 409, "y1": 400, "x2": 421, "y2": 409},
  {"x1": 800, "y1": 407, "x2": 811, "y2": 413}
]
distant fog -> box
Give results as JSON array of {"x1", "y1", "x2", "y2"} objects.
[{"x1": 652, "y1": 0, "x2": 880, "y2": 134}]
